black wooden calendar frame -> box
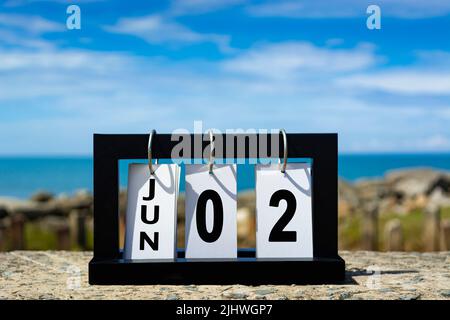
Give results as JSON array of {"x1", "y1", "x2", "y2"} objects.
[{"x1": 89, "y1": 133, "x2": 345, "y2": 285}]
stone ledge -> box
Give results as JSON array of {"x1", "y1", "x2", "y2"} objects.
[{"x1": 0, "y1": 251, "x2": 449, "y2": 300}]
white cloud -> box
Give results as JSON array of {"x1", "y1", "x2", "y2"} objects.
[
  {"x1": 223, "y1": 42, "x2": 378, "y2": 79},
  {"x1": 0, "y1": 13, "x2": 63, "y2": 50},
  {"x1": 419, "y1": 134, "x2": 450, "y2": 150},
  {"x1": 246, "y1": 0, "x2": 450, "y2": 19},
  {"x1": 366, "y1": 134, "x2": 450, "y2": 152},
  {"x1": 0, "y1": 36, "x2": 449, "y2": 153},
  {"x1": 0, "y1": 29, "x2": 54, "y2": 49},
  {"x1": 104, "y1": 14, "x2": 232, "y2": 53},
  {"x1": 169, "y1": 0, "x2": 245, "y2": 16},
  {"x1": 0, "y1": 13, "x2": 64, "y2": 34},
  {"x1": 247, "y1": 1, "x2": 307, "y2": 18},
  {"x1": 0, "y1": 5, "x2": 449, "y2": 154},
  {"x1": 0, "y1": 48, "x2": 191, "y2": 154},
  {"x1": 436, "y1": 107, "x2": 450, "y2": 119},
  {"x1": 337, "y1": 71, "x2": 450, "y2": 95},
  {"x1": 0, "y1": 49, "x2": 137, "y2": 72},
  {"x1": 3, "y1": 0, "x2": 105, "y2": 6},
  {"x1": 415, "y1": 50, "x2": 450, "y2": 68}
]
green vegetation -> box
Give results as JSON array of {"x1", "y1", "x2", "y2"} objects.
[
  {"x1": 24, "y1": 224, "x2": 58, "y2": 250},
  {"x1": 23, "y1": 223, "x2": 93, "y2": 251},
  {"x1": 378, "y1": 209, "x2": 425, "y2": 251},
  {"x1": 339, "y1": 207, "x2": 450, "y2": 251},
  {"x1": 339, "y1": 214, "x2": 362, "y2": 249}
]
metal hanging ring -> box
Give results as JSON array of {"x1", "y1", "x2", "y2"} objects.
[
  {"x1": 280, "y1": 129, "x2": 288, "y2": 173},
  {"x1": 148, "y1": 129, "x2": 156, "y2": 175},
  {"x1": 208, "y1": 130, "x2": 215, "y2": 174}
]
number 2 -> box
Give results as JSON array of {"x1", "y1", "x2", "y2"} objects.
[{"x1": 269, "y1": 189, "x2": 297, "y2": 242}]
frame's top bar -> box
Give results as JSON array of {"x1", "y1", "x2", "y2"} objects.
[{"x1": 93, "y1": 133, "x2": 337, "y2": 160}]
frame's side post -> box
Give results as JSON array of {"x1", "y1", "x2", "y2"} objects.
[
  {"x1": 93, "y1": 134, "x2": 120, "y2": 260},
  {"x1": 312, "y1": 134, "x2": 339, "y2": 258}
]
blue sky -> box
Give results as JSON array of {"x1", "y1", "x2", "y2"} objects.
[{"x1": 0, "y1": 0, "x2": 449, "y2": 155}]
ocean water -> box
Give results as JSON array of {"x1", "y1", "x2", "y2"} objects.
[{"x1": 1, "y1": 154, "x2": 450, "y2": 199}]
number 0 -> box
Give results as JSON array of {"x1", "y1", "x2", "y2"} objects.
[
  {"x1": 196, "y1": 190, "x2": 223, "y2": 243},
  {"x1": 269, "y1": 189, "x2": 297, "y2": 242}
]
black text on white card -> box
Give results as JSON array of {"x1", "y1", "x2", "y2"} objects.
[
  {"x1": 124, "y1": 164, "x2": 179, "y2": 261},
  {"x1": 255, "y1": 163, "x2": 313, "y2": 259},
  {"x1": 185, "y1": 164, "x2": 237, "y2": 260}
]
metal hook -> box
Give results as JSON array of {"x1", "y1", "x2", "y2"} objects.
[
  {"x1": 280, "y1": 129, "x2": 288, "y2": 173},
  {"x1": 148, "y1": 129, "x2": 156, "y2": 175},
  {"x1": 208, "y1": 130, "x2": 215, "y2": 174}
]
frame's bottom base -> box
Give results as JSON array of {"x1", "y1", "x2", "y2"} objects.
[{"x1": 89, "y1": 249, "x2": 346, "y2": 285}]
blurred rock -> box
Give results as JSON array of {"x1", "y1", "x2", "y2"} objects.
[
  {"x1": 0, "y1": 197, "x2": 60, "y2": 219},
  {"x1": 355, "y1": 179, "x2": 389, "y2": 201},
  {"x1": 39, "y1": 216, "x2": 69, "y2": 229},
  {"x1": 424, "y1": 203, "x2": 441, "y2": 251},
  {"x1": 119, "y1": 189, "x2": 128, "y2": 217},
  {"x1": 386, "y1": 168, "x2": 440, "y2": 197},
  {"x1": 346, "y1": 168, "x2": 450, "y2": 215},
  {"x1": 0, "y1": 206, "x2": 8, "y2": 219},
  {"x1": 362, "y1": 204, "x2": 379, "y2": 251},
  {"x1": 440, "y1": 219, "x2": 450, "y2": 251},
  {"x1": 0, "y1": 191, "x2": 93, "y2": 221},
  {"x1": 384, "y1": 219, "x2": 403, "y2": 251},
  {"x1": 338, "y1": 179, "x2": 359, "y2": 216},
  {"x1": 31, "y1": 191, "x2": 54, "y2": 203},
  {"x1": 237, "y1": 207, "x2": 255, "y2": 246},
  {"x1": 238, "y1": 191, "x2": 256, "y2": 213},
  {"x1": 427, "y1": 188, "x2": 450, "y2": 209}
]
